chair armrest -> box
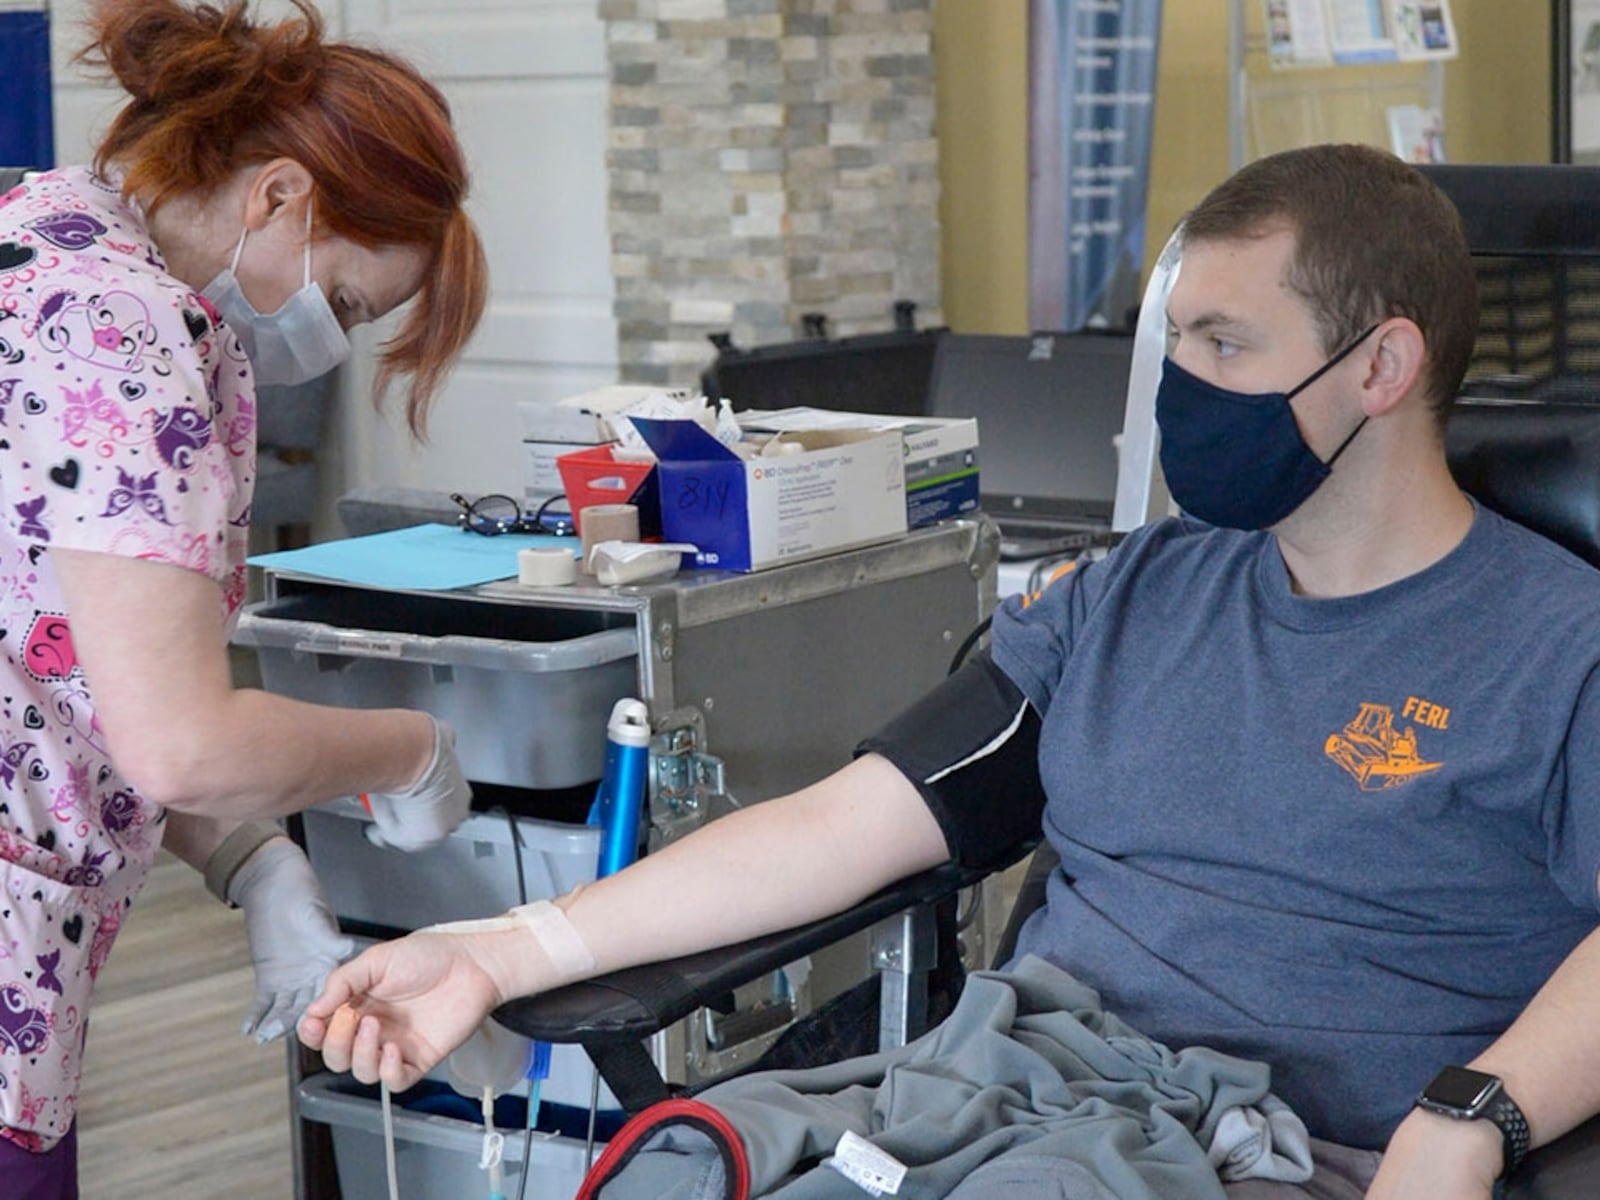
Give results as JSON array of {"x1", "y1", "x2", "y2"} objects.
[
  {"x1": 1507, "y1": 1113, "x2": 1600, "y2": 1199},
  {"x1": 492, "y1": 858, "x2": 1003, "y2": 1045}
]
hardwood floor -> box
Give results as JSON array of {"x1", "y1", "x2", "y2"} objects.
[{"x1": 77, "y1": 851, "x2": 294, "y2": 1199}]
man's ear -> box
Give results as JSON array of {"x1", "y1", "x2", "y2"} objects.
[
  {"x1": 240, "y1": 159, "x2": 314, "y2": 233},
  {"x1": 1359, "y1": 317, "x2": 1427, "y2": 418}
]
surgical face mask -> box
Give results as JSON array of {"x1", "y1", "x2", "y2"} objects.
[
  {"x1": 1155, "y1": 324, "x2": 1379, "y2": 530},
  {"x1": 202, "y1": 203, "x2": 351, "y2": 388}
]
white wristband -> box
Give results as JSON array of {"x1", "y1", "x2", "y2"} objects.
[{"x1": 423, "y1": 899, "x2": 597, "y2": 983}]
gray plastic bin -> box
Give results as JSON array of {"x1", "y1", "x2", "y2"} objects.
[
  {"x1": 297, "y1": 1072, "x2": 594, "y2": 1200},
  {"x1": 307, "y1": 799, "x2": 599, "y2": 932},
  {"x1": 233, "y1": 590, "x2": 639, "y2": 790}
]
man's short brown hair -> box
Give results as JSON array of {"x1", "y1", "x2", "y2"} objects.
[{"x1": 1182, "y1": 143, "x2": 1478, "y2": 422}]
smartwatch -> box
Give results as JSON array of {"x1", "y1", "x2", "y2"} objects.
[{"x1": 1414, "y1": 1065, "x2": 1529, "y2": 1179}]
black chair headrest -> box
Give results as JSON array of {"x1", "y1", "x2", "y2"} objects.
[
  {"x1": 1417, "y1": 165, "x2": 1600, "y2": 256},
  {"x1": 1444, "y1": 398, "x2": 1600, "y2": 569}
]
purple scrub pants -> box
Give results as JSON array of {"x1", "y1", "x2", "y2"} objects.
[{"x1": 0, "y1": 1124, "x2": 77, "y2": 1200}]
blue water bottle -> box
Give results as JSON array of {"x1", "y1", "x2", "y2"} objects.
[{"x1": 589, "y1": 698, "x2": 651, "y2": 878}]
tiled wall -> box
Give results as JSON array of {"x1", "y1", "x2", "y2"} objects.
[{"x1": 601, "y1": 0, "x2": 944, "y2": 385}]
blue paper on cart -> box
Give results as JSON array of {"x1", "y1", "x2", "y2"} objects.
[{"x1": 248, "y1": 523, "x2": 580, "y2": 590}]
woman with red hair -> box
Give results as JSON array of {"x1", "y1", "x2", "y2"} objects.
[{"x1": 0, "y1": 2, "x2": 489, "y2": 1193}]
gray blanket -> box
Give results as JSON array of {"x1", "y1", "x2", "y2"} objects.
[{"x1": 598, "y1": 956, "x2": 1312, "y2": 1200}]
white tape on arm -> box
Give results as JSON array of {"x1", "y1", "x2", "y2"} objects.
[
  {"x1": 510, "y1": 899, "x2": 598, "y2": 977},
  {"x1": 423, "y1": 899, "x2": 598, "y2": 984}
]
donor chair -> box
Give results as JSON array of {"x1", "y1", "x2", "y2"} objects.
[{"x1": 495, "y1": 163, "x2": 1600, "y2": 1198}]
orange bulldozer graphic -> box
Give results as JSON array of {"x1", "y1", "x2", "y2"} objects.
[{"x1": 1324, "y1": 702, "x2": 1443, "y2": 791}]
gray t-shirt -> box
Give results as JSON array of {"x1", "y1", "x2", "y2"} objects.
[{"x1": 991, "y1": 504, "x2": 1600, "y2": 1149}]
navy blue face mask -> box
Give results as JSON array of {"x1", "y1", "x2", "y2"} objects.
[{"x1": 1155, "y1": 324, "x2": 1380, "y2": 530}]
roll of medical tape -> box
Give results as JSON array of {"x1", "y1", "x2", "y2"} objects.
[
  {"x1": 580, "y1": 503, "x2": 640, "y2": 567},
  {"x1": 517, "y1": 547, "x2": 577, "y2": 587}
]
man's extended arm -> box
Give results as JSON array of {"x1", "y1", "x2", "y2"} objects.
[
  {"x1": 300, "y1": 753, "x2": 953, "y2": 1089},
  {"x1": 301, "y1": 651, "x2": 1048, "y2": 1090}
]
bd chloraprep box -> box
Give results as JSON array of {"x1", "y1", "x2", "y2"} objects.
[
  {"x1": 630, "y1": 416, "x2": 907, "y2": 572},
  {"x1": 739, "y1": 409, "x2": 985, "y2": 531},
  {"x1": 737, "y1": 407, "x2": 979, "y2": 529}
]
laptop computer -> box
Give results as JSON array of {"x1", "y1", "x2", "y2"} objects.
[{"x1": 926, "y1": 332, "x2": 1132, "y2": 561}]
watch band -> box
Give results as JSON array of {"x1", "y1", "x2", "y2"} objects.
[{"x1": 1486, "y1": 1088, "x2": 1530, "y2": 1179}]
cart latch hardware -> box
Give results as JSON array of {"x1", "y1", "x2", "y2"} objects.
[{"x1": 649, "y1": 725, "x2": 726, "y2": 844}]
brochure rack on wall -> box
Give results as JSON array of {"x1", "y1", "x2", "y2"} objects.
[{"x1": 1230, "y1": 0, "x2": 1449, "y2": 169}]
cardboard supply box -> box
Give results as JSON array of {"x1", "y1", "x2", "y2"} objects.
[
  {"x1": 630, "y1": 416, "x2": 908, "y2": 572},
  {"x1": 517, "y1": 385, "x2": 695, "y2": 445},
  {"x1": 738, "y1": 407, "x2": 980, "y2": 529}
]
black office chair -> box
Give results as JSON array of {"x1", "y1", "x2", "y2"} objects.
[
  {"x1": 700, "y1": 300, "x2": 946, "y2": 418},
  {"x1": 1419, "y1": 164, "x2": 1600, "y2": 404},
  {"x1": 496, "y1": 165, "x2": 1600, "y2": 1197},
  {"x1": 1410, "y1": 163, "x2": 1600, "y2": 1196}
]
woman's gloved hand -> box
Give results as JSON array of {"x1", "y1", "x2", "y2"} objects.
[
  {"x1": 363, "y1": 714, "x2": 473, "y2": 852},
  {"x1": 229, "y1": 835, "x2": 357, "y2": 1042}
]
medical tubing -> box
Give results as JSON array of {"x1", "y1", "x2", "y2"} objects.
[
  {"x1": 586, "y1": 1072, "x2": 602, "y2": 1167},
  {"x1": 517, "y1": 1040, "x2": 551, "y2": 1200},
  {"x1": 381, "y1": 1082, "x2": 400, "y2": 1200},
  {"x1": 591, "y1": 699, "x2": 651, "y2": 878},
  {"x1": 482, "y1": 1085, "x2": 506, "y2": 1200},
  {"x1": 504, "y1": 805, "x2": 541, "y2": 1200}
]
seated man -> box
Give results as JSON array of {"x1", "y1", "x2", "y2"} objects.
[{"x1": 300, "y1": 144, "x2": 1600, "y2": 1199}]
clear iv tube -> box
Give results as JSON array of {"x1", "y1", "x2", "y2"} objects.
[
  {"x1": 483, "y1": 1086, "x2": 507, "y2": 1200},
  {"x1": 381, "y1": 1082, "x2": 400, "y2": 1200}
]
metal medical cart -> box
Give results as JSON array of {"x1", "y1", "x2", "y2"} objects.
[{"x1": 233, "y1": 517, "x2": 1000, "y2": 1200}]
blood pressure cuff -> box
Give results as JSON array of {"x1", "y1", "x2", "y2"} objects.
[{"x1": 856, "y1": 650, "x2": 1045, "y2": 871}]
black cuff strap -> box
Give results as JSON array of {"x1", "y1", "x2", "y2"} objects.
[{"x1": 856, "y1": 651, "x2": 1045, "y2": 871}]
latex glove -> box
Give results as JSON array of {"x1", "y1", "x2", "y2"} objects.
[
  {"x1": 363, "y1": 714, "x2": 473, "y2": 852},
  {"x1": 229, "y1": 836, "x2": 357, "y2": 1043}
]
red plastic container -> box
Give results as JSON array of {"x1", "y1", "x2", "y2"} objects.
[{"x1": 554, "y1": 444, "x2": 659, "y2": 535}]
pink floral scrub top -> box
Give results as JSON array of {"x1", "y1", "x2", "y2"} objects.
[{"x1": 0, "y1": 167, "x2": 255, "y2": 1150}]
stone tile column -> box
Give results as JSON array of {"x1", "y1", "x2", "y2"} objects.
[{"x1": 601, "y1": 0, "x2": 943, "y2": 386}]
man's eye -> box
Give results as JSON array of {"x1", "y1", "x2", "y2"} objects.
[{"x1": 1212, "y1": 337, "x2": 1239, "y2": 358}]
